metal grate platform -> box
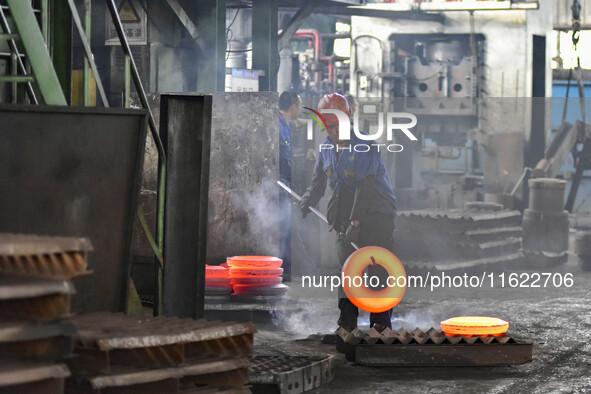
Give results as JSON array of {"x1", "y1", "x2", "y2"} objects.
[
  {"x1": 249, "y1": 355, "x2": 335, "y2": 394},
  {"x1": 66, "y1": 312, "x2": 255, "y2": 393},
  {"x1": 337, "y1": 327, "x2": 533, "y2": 366}
]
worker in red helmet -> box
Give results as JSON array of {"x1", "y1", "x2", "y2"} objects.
[{"x1": 299, "y1": 93, "x2": 398, "y2": 332}]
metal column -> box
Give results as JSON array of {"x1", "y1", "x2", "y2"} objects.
[
  {"x1": 6, "y1": 0, "x2": 66, "y2": 105},
  {"x1": 185, "y1": 0, "x2": 226, "y2": 92},
  {"x1": 160, "y1": 95, "x2": 212, "y2": 319},
  {"x1": 252, "y1": 0, "x2": 278, "y2": 91}
]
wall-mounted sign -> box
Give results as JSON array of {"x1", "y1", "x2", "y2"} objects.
[
  {"x1": 105, "y1": 0, "x2": 147, "y2": 46},
  {"x1": 226, "y1": 69, "x2": 259, "y2": 92}
]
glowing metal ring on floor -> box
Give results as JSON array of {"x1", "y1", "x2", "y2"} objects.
[
  {"x1": 341, "y1": 246, "x2": 406, "y2": 313},
  {"x1": 441, "y1": 316, "x2": 509, "y2": 337}
]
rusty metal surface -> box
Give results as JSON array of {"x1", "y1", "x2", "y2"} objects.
[
  {"x1": 0, "y1": 275, "x2": 75, "y2": 299},
  {"x1": 336, "y1": 327, "x2": 532, "y2": 366},
  {"x1": 0, "y1": 319, "x2": 76, "y2": 343},
  {"x1": 0, "y1": 319, "x2": 75, "y2": 360},
  {"x1": 0, "y1": 233, "x2": 93, "y2": 256},
  {"x1": 0, "y1": 359, "x2": 70, "y2": 387},
  {"x1": 0, "y1": 275, "x2": 74, "y2": 320},
  {"x1": 0, "y1": 293, "x2": 72, "y2": 321},
  {"x1": 249, "y1": 355, "x2": 335, "y2": 394},
  {"x1": 67, "y1": 312, "x2": 255, "y2": 376},
  {"x1": 70, "y1": 357, "x2": 250, "y2": 390},
  {"x1": 70, "y1": 312, "x2": 256, "y2": 350},
  {"x1": 0, "y1": 336, "x2": 74, "y2": 362},
  {"x1": 0, "y1": 252, "x2": 90, "y2": 279},
  {"x1": 65, "y1": 379, "x2": 250, "y2": 394}
]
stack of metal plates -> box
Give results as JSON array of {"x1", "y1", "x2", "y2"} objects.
[
  {"x1": 0, "y1": 233, "x2": 92, "y2": 394},
  {"x1": 66, "y1": 312, "x2": 256, "y2": 393},
  {"x1": 394, "y1": 208, "x2": 524, "y2": 273}
]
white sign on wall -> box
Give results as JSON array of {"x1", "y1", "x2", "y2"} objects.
[
  {"x1": 226, "y1": 69, "x2": 259, "y2": 92},
  {"x1": 105, "y1": 0, "x2": 147, "y2": 46}
]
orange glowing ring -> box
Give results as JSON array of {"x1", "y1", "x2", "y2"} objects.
[
  {"x1": 205, "y1": 265, "x2": 229, "y2": 278},
  {"x1": 230, "y1": 276, "x2": 282, "y2": 286},
  {"x1": 226, "y1": 256, "x2": 283, "y2": 269},
  {"x1": 229, "y1": 267, "x2": 283, "y2": 278},
  {"x1": 205, "y1": 278, "x2": 232, "y2": 287},
  {"x1": 441, "y1": 316, "x2": 509, "y2": 336},
  {"x1": 341, "y1": 246, "x2": 406, "y2": 313}
]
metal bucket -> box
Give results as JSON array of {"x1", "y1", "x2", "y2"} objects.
[{"x1": 528, "y1": 178, "x2": 566, "y2": 212}]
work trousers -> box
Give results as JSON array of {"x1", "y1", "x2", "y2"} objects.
[{"x1": 336, "y1": 213, "x2": 395, "y2": 331}]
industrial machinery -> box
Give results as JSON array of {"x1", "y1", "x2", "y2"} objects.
[
  {"x1": 340, "y1": 31, "x2": 485, "y2": 210},
  {"x1": 345, "y1": 7, "x2": 552, "y2": 210}
]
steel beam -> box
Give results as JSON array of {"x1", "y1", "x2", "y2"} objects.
[
  {"x1": 165, "y1": 0, "x2": 206, "y2": 53},
  {"x1": 160, "y1": 95, "x2": 212, "y2": 319},
  {"x1": 7, "y1": 0, "x2": 66, "y2": 105},
  {"x1": 65, "y1": 0, "x2": 109, "y2": 107},
  {"x1": 252, "y1": 0, "x2": 278, "y2": 91},
  {"x1": 0, "y1": 6, "x2": 37, "y2": 103}
]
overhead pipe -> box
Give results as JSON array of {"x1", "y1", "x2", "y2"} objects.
[{"x1": 294, "y1": 29, "x2": 322, "y2": 89}]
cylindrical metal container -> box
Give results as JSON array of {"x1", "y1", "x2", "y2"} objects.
[
  {"x1": 522, "y1": 209, "x2": 569, "y2": 254},
  {"x1": 575, "y1": 231, "x2": 591, "y2": 257},
  {"x1": 226, "y1": 40, "x2": 247, "y2": 69},
  {"x1": 528, "y1": 178, "x2": 567, "y2": 212}
]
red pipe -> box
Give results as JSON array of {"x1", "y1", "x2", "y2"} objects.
[{"x1": 294, "y1": 29, "x2": 322, "y2": 88}]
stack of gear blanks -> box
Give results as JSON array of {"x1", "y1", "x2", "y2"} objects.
[
  {"x1": 205, "y1": 265, "x2": 232, "y2": 302},
  {"x1": 228, "y1": 256, "x2": 288, "y2": 299},
  {"x1": 205, "y1": 256, "x2": 288, "y2": 301}
]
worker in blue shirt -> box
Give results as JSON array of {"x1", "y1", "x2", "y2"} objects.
[
  {"x1": 299, "y1": 93, "x2": 397, "y2": 332},
  {"x1": 279, "y1": 91, "x2": 302, "y2": 281}
]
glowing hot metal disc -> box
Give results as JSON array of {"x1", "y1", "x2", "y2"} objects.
[
  {"x1": 226, "y1": 256, "x2": 283, "y2": 269},
  {"x1": 441, "y1": 316, "x2": 509, "y2": 336}
]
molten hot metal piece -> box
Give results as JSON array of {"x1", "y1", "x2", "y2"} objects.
[{"x1": 441, "y1": 316, "x2": 509, "y2": 336}]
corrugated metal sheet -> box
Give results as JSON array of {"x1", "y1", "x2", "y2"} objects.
[{"x1": 554, "y1": 0, "x2": 591, "y2": 30}]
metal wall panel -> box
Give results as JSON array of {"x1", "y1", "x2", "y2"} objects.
[{"x1": 0, "y1": 105, "x2": 147, "y2": 313}]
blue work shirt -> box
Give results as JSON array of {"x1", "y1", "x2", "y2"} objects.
[
  {"x1": 315, "y1": 132, "x2": 397, "y2": 216},
  {"x1": 279, "y1": 114, "x2": 292, "y2": 184}
]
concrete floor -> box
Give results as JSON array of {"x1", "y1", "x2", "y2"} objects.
[{"x1": 253, "y1": 253, "x2": 591, "y2": 393}]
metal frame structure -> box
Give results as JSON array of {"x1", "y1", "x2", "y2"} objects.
[{"x1": 106, "y1": 0, "x2": 168, "y2": 315}]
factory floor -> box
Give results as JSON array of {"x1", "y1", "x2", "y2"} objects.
[{"x1": 253, "y1": 253, "x2": 591, "y2": 393}]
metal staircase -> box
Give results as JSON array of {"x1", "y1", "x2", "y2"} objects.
[{"x1": 0, "y1": 0, "x2": 66, "y2": 105}]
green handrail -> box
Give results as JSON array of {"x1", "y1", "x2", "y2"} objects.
[{"x1": 106, "y1": 0, "x2": 167, "y2": 316}]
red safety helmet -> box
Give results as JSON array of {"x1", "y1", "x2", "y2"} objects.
[{"x1": 318, "y1": 93, "x2": 351, "y2": 126}]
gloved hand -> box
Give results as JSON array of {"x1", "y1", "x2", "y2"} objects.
[
  {"x1": 299, "y1": 198, "x2": 311, "y2": 218},
  {"x1": 343, "y1": 222, "x2": 361, "y2": 246}
]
